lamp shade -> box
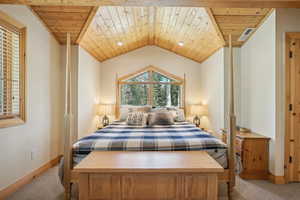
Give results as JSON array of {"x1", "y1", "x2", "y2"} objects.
[
  {"x1": 98, "y1": 104, "x2": 113, "y2": 116},
  {"x1": 190, "y1": 104, "x2": 208, "y2": 116}
]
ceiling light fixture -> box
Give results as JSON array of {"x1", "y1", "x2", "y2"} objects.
[
  {"x1": 117, "y1": 41, "x2": 123, "y2": 46},
  {"x1": 178, "y1": 41, "x2": 184, "y2": 46}
]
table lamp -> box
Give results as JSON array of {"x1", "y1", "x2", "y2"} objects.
[
  {"x1": 98, "y1": 104, "x2": 113, "y2": 127},
  {"x1": 190, "y1": 104, "x2": 208, "y2": 128}
]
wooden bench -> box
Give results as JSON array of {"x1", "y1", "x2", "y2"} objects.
[{"x1": 74, "y1": 151, "x2": 224, "y2": 200}]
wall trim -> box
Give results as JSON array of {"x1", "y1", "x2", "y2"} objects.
[
  {"x1": 0, "y1": 155, "x2": 62, "y2": 199},
  {"x1": 269, "y1": 173, "x2": 286, "y2": 184}
]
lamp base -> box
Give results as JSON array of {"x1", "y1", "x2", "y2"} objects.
[
  {"x1": 193, "y1": 115, "x2": 201, "y2": 128},
  {"x1": 102, "y1": 115, "x2": 109, "y2": 127}
]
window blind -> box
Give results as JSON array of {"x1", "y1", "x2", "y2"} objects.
[{"x1": 0, "y1": 23, "x2": 21, "y2": 119}]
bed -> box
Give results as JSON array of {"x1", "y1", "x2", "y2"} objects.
[
  {"x1": 59, "y1": 121, "x2": 238, "y2": 187},
  {"x1": 72, "y1": 121, "x2": 228, "y2": 169}
]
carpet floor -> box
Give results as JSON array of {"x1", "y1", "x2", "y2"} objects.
[{"x1": 5, "y1": 165, "x2": 300, "y2": 200}]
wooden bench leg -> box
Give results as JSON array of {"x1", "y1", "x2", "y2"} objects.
[
  {"x1": 64, "y1": 183, "x2": 72, "y2": 200},
  {"x1": 227, "y1": 182, "x2": 234, "y2": 200},
  {"x1": 79, "y1": 174, "x2": 89, "y2": 200}
]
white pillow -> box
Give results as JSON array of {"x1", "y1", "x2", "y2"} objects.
[
  {"x1": 174, "y1": 109, "x2": 185, "y2": 122},
  {"x1": 119, "y1": 107, "x2": 130, "y2": 121}
]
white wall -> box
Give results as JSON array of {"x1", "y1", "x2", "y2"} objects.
[
  {"x1": 275, "y1": 8, "x2": 300, "y2": 176},
  {"x1": 78, "y1": 46, "x2": 101, "y2": 138},
  {"x1": 0, "y1": 5, "x2": 63, "y2": 190},
  {"x1": 240, "y1": 11, "x2": 277, "y2": 174},
  {"x1": 199, "y1": 48, "x2": 225, "y2": 131},
  {"x1": 100, "y1": 45, "x2": 202, "y2": 109}
]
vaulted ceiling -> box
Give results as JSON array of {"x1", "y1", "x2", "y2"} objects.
[
  {"x1": 80, "y1": 7, "x2": 224, "y2": 62},
  {"x1": 29, "y1": 6, "x2": 272, "y2": 63}
]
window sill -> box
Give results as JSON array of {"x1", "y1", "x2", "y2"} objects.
[{"x1": 0, "y1": 118, "x2": 25, "y2": 128}]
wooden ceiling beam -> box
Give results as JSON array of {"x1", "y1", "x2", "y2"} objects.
[
  {"x1": 76, "y1": 6, "x2": 98, "y2": 44},
  {"x1": 2, "y1": 0, "x2": 300, "y2": 8},
  {"x1": 211, "y1": 8, "x2": 270, "y2": 15},
  {"x1": 205, "y1": 8, "x2": 225, "y2": 46},
  {"x1": 30, "y1": 6, "x2": 91, "y2": 12}
]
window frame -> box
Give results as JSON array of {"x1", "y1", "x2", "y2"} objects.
[
  {"x1": 116, "y1": 66, "x2": 186, "y2": 117},
  {"x1": 0, "y1": 11, "x2": 26, "y2": 128}
]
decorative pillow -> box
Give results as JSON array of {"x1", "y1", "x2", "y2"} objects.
[
  {"x1": 119, "y1": 107, "x2": 130, "y2": 121},
  {"x1": 126, "y1": 112, "x2": 148, "y2": 126},
  {"x1": 148, "y1": 111, "x2": 174, "y2": 126},
  {"x1": 166, "y1": 107, "x2": 185, "y2": 122},
  {"x1": 119, "y1": 106, "x2": 151, "y2": 121},
  {"x1": 174, "y1": 109, "x2": 185, "y2": 122}
]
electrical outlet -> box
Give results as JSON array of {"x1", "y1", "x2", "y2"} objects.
[
  {"x1": 30, "y1": 148, "x2": 37, "y2": 160},
  {"x1": 30, "y1": 151, "x2": 34, "y2": 160}
]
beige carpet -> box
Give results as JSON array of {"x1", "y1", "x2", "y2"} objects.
[{"x1": 5, "y1": 166, "x2": 300, "y2": 200}]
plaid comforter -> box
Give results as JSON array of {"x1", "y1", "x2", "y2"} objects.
[{"x1": 72, "y1": 122, "x2": 228, "y2": 168}]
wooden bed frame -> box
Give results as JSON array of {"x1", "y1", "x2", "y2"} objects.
[{"x1": 62, "y1": 33, "x2": 236, "y2": 200}]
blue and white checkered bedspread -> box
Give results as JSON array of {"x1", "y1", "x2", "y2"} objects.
[{"x1": 72, "y1": 122, "x2": 229, "y2": 168}]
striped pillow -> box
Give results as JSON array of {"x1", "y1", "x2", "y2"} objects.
[{"x1": 126, "y1": 112, "x2": 148, "y2": 126}]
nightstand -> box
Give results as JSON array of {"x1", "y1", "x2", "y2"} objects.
[
  {"x1": 236, "y1": 132, "x2": 270, "y2": 180},
  {"x1": 218, "y1": 130, "x2": 270, "y2": 180}
]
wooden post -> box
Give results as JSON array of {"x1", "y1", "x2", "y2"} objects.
[
  {"x1": 183, "y1": 73, "x2": 186, "y2": 115},
  {"x1": 227, "y1": 34, "x2": 237, "y2": 198},
  {"x1": 63, "y1": 33, "x2": 73, "y2": 200},
  {"x1": 115, "y1": 73, "x2": 119, "y2": 119}
]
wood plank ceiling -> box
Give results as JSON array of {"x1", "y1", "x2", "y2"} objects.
[
  {"x1": 31, "y1": 6, "x2": 94, "y2": 44},
  {"x1": 80, "y1": 7, "x2": 224, "y2": 63},
  {"x1": 30, "y1": 6, "x2": 272, "y2": 62},
  {"x1": 211, "y1": 8, "x2": 272, "y2": 46}
]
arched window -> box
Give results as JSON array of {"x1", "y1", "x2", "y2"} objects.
[{"x1": 116, "y1": 66, "x2": 185, "y2": 110}]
